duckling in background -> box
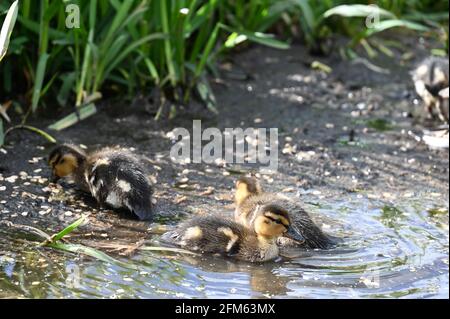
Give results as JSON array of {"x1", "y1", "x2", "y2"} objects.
[
  {"x1": 234, "y1": 177, "x2": 336, "y2": 250},
  {"x1": 48, "y1": 144, "x2": 153, "y2": 221},
  {"x1": 412, "y1": 56, "x2": 449, "y2": 123},
  {"x1": 161, "y1": 205, "x2": 304, "y2": 262},
  {"x1": 438, "y1": 86, "x2": 449, "y2": 123}
]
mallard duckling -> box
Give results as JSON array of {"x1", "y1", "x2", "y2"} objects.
[
  {"x1": 48, "y1": 144, "x2": 153, "y2": 220},
  {"x1": 234, "y1": 177, "x2": 335, "y2": 249},
  {"x1": 412, "y1": 56, "x2": 449, "y2": 123},
  {"x1": 161, "y1": 205, "x2": 304, "y2": 262}
]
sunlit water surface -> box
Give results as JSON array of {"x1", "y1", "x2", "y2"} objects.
[{"x1": 1, "y1": 193, "x2": 448, "y2": 299}]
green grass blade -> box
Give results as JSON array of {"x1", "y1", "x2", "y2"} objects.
[
  {"x1": 52, "y1": 215, "x2": 88, "y2": 242},
  {"x1": 17, "y1": 16, "x2": 68, "y2": 39},
  {"x1": 185, "y1": 0, "x2": 215, "y2": 37},
  {"x1": 48, "y1": 242, "x2": 138, "y2": 270},
  {"x1": 40, "y1": 71, "x2": 59, "y2": 97},
  {"x1": 363, "y1": 19, "x2": 429, "y2": 37},
  {"x1": 142, "y1": 55, "x2": 160, "y2": 85},
  {"x1": 76, "y1": 29, "x2": 93, "y2": 106},
  {"x1": 57, "y1": 72, "x2": 76, "y2": 107},
  {"x1": 101, "y1": 34, "x2": 128, "y2": 71},
  {"x1": 31, "y1": 53, "x2": 49, "y2": 112},
  {"x1": 0, "y1": 0, "x2": 19, "y2": 62},
  {"x1": 37, "y1": 214, "x2": 138, "y2": 269},
  {"x1": 48, "y1": 103, "x2": 97, "y2": 131},
  {"x1": 160, "y1": 0, "x2": 177, "y2": 86},
  {"x1": 194, "y1": 23, "x2": 220, "y2": 79},
  {"x1": 38, "y1": 0, "x2": 49, "y2": 55},
  {"x1": 221, "y1": 25, "x2": 290, "y2": 50},
  {"x1": 311, "y1": 60, "x2": 332, "y2": 73},
  {"x1": 291, "y1": 0, "x2": 315, "y2": 31},
  {"x1": 102, "y1": 1, "x2": 134, "y2": 49},
  {"x1": 4, "y1": 125, "x2": 56, "y2": 144},
  {"x1": 224, "y1": 32, "x2": 248, "y2": 48},
  {"x1": 89, "y1": 0, "x2": 98, "y2": 30},
  {"x1": 103, "y1": 33, "x2": 166, "y2": 81},
  {"x1": 323, "y1": 4, "x2": 397, "y2": 19}
]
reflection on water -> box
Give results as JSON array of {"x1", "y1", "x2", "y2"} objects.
[{"x1": 0, "y1": 193, "x2": 448, "y2": 299}]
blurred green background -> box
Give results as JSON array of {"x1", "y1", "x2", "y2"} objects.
[{"x1": 0, "y1": 0, "x2": 448, "y2": 138}]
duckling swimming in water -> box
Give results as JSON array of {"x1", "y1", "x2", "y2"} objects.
[
  {"x1": 412, "y1": 56, "x2": 449, "y2": 123},
  {"x1": 161, "y1": 205, "x2": 304, "y2": 262},
  {"x1": 234, "y1": 177, "x2": 335, "y2": 249},
  {"x1": 48, "y1": 144, "x2": 153, "y2": 220}
]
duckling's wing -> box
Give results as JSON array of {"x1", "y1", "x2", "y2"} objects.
[
  {"x1": 85, "y1": 161, "x2": 109, "y2": 204},
  {"x1": 87, "y1": 153, "x2": 153, "y2": 220},
  {"x1": 163, "y1": 216, "x2": 246, "y2": 255},
  {"x1": 115, "y1": 166, "x2": 153, "y2": 221}
]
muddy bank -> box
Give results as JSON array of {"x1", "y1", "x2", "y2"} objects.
[{"x1": 0, "y1": 38, "x2": 448, "y2": 254}]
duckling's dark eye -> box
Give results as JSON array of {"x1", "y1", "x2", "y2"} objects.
[
  {"x1": 59, "y1": 158, "x2": 66, "y2": 165},
  {"x1": 274, "y1": 220, "x2": 283, "y2": 225}
]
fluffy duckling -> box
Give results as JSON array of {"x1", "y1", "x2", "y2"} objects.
[
  {"x1": 412, "y1": 56, "x2": 449, "y2": 123},
  {"x1": 234, "y1": 177, "x2": 335, "y2": 249},
  {"x1": 48, "y1": 144, "x2": 153, "y2": 220},
  {"x1": 161, "y1": 205, "x2": 304, "y2": 262}
]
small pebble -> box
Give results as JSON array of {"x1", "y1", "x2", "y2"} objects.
[
  {"x1": 5, "y1": 176, "x2": 18, "y2": 183},
  {"x1": 28, "y1": 157, "x2": 43, "y2": 164}
]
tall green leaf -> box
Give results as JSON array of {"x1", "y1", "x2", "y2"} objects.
[
  {"x1": 323, "y1": 4, "x2": 397, "y2": 19},
  {"x1": 0, "y1": 0, "x2": 19, "y2": 62},
  {"x1": 363, "y1": 19, "x2": 429, "y2": 37},
  {"x1": 31, "y1": 53, "x2": 49, "y2": 112}
]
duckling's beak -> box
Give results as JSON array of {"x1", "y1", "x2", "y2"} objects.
[{"x1": 285, "y1": 225, "x2": 305, "y2": 244}]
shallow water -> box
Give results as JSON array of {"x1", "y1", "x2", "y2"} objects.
[{"x1": 1, "y1": 192, "x2": 448, "y2": 299}]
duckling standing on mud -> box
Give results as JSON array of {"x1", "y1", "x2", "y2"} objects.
[
  {"x1": 412, "y1": 56, "x2": 449, "y2": 123},
  {"x1": 234, "y1": 177, "x2": 335, "y2": 249},
  {"x1": 161, "y1": 205, "x2": 304, "y2": 262},
  {"x1": 48, "y1": 144, "x2": 153, "y2": 220}
]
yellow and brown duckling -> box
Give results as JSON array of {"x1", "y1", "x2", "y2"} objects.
[
  {"x1": 161, "y1": 204, "x2": 304, "y2": 262},
  {"x1": 48, "y1": 144, "x2": 153, "y2": 220},
  {"x1": 234, "y1": 177, "x2": 336, "y2": 249},
  {"x1": 412, "y1": 56, "x2": 449, "y2": 123}
]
